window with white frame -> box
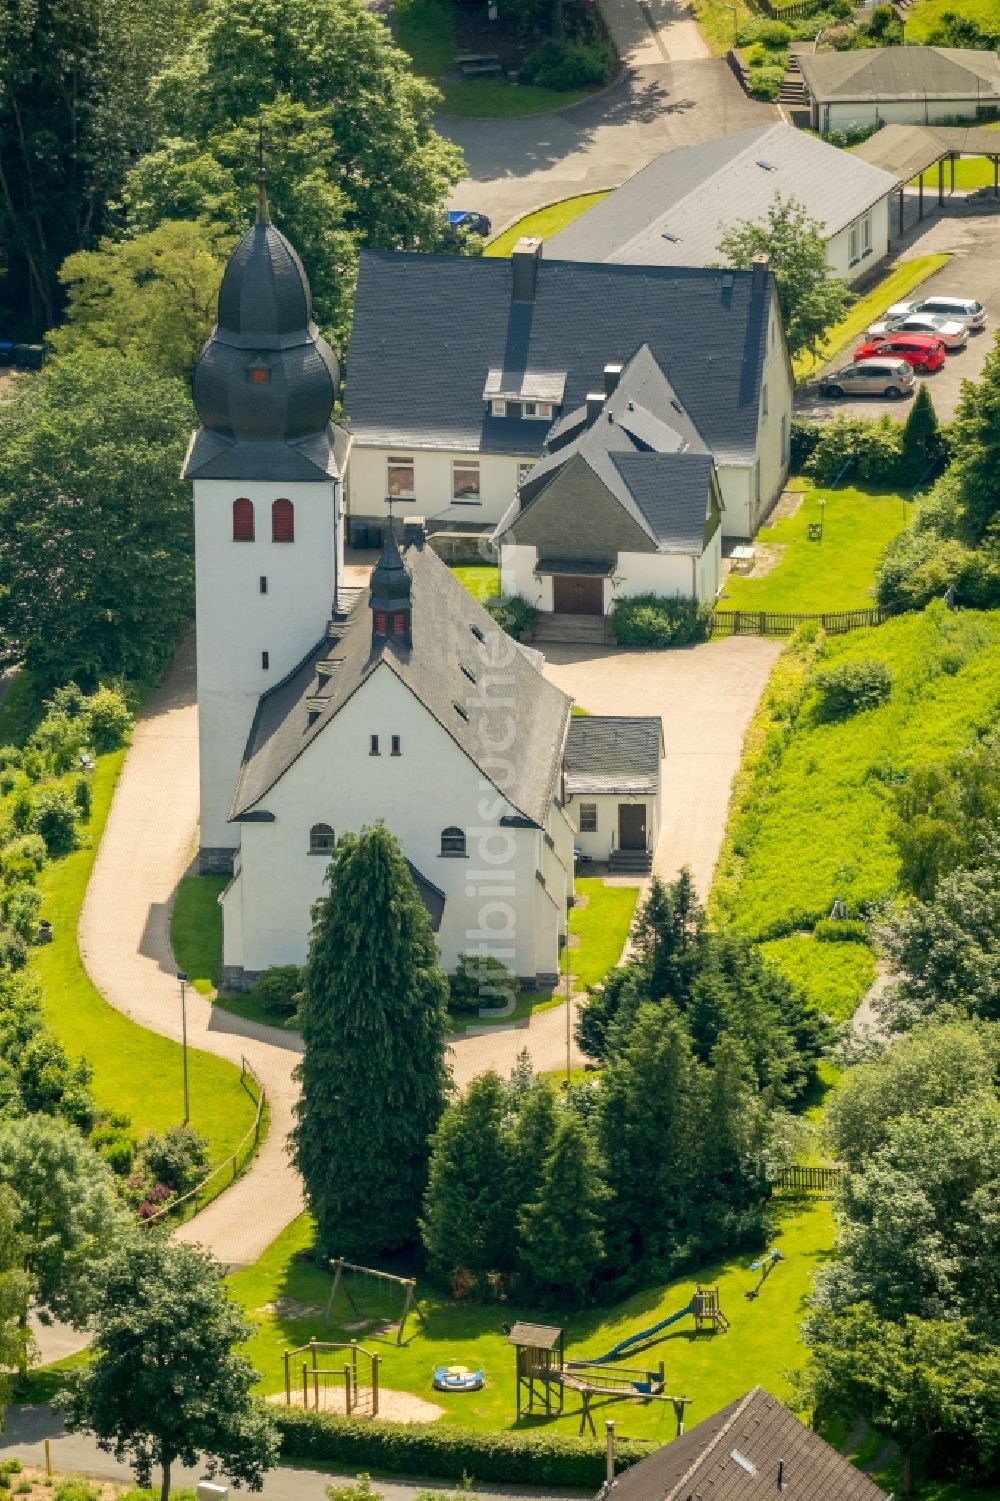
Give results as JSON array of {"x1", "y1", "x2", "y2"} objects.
[
  {"x1": 522, "y1": 401, "x2": 553, "y2": 420},
  {"x1": 452, "y1": 460, "x2": 481, "y2": 504},
  {"x1": 761, "y1": 383, "x2": 768, "y2": 420},
  {"x1": 491, "y1": 398, "x2": 507, "y2": 417},
  {"x1": 849, "y1": 223, "x2": 860, "y2": 264},
  {"x1": 387, "y1": 455, "x2": 415, "y2": 500},
  {"x1": 579, "y1": 803, "x2": 597, "y2": 833},
  {"x1": 862, "y1": 212, "x2": 872, "y2": 254}
]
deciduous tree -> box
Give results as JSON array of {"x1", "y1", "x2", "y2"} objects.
[
  {"x1": 293, "y1": 825, "x2": 451, "y2": 1257},
  {"x1": 59, "y1": 1237, "x2": 278, "y2": 1501}
]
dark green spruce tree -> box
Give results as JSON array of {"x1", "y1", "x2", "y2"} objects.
[
  {"x1": 518, "y1": 1113, "x2": 608, "y2": 1306},
  {"x1": 293, "y1": 824, "x2": 451, "y2": 1257}
]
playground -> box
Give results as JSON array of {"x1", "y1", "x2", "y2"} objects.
[{"x1": 231, "y1": 1192, "x2": 835, "y2": 1440}]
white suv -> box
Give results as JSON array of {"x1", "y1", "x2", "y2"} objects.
[{"x1": 885, "y1": 295, "x2": 987, "y2": 331}]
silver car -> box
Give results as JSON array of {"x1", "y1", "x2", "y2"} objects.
[
  {"x1": 885, "y1": 295, "x2": 987, "y2": 331},
  {"x1": 819, "y1": 358, "x2": 915, "y2": 400},
  {"x1": 866, "y1": 313, "x2": 968, "y2": 351}
]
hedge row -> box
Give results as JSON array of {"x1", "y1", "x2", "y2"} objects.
[{"x1": 274, "y1": 1408, "x2": 653, "y2": 1485}]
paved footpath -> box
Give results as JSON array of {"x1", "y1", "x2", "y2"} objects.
[
  {"x1": 443, "y1": 0, "x2": 772, "y2": 229},
  {"x1": 0, "y1": 1407, "x2": 588, "y2": 1501}
]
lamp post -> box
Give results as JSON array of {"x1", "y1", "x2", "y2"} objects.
[
  {"x1": 817, "y1": 496, "x2": 826, "y2": 544},
  {"x1": 177, "y1": 971, "x2": 190, "y2": 1125},
  {"x1": 728, "y1": 3, "x2": 739, "y2": 47}
]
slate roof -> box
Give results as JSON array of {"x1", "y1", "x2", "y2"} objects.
[
  {"x1": 605, "y1": 1387, "x2": 888, "y2": 1501},
  {"x1": 405, "y1": 860, "x2": 446, "y2": 931},
  {"x1": 854, "y1": 122, "x2": 1000, "y2": 181},
  {"x1": 497, "y1": 346, "x2": 717, "y2": 556},
  {"x1": 798, "y1": 45, "x2": 1000, "y2": 103},
  {"x1": 230, "y1": 536, "x2": 572, "y2": 829},
  {"x1": 546, "y1": 123, "x2": 900, "y2": 269},
  {"x1": 344, "y1": 249, "x2": 774, "y2": 465},
  {"x1": 564, "y1": 716, "x2": 662, "y2": 796}
]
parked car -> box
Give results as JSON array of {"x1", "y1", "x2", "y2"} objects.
[
  {"x1": 819, "y1": 359, "x2": 915, "y2": 399},
  {"x1": 865, "y1": 313, "x2": 968, "y2": 351},
  {"x1": 447, "y1": 210, "x2": 492, "y2": 237},
  {"x1": 885, "y1": 295, "x2": 987, "y2": 331},
  {"x1": 853, "y1": 332, "x2": 946, "y2": 373}
]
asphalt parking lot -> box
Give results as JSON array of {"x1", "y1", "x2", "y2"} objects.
[{"x1": 796, "y1": 212, "x2": 1000, "y2": 424}]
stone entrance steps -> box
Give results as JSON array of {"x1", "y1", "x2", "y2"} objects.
[
  {"x1": 609, "y1": 848, "x2": 653, "y2": 875},
  {"x1": 532, "y1": 612, "x2": 609, "y2": 646}
]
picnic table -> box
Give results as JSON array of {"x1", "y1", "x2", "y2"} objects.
[{"x1": 457, "y1": 51, "x2": 503, "y2": 75}]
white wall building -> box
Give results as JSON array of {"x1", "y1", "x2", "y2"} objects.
[
  {"x1": 562, "y1": 717, "x2": 663, "y2": 874},
  {"x1": 799, "y1": 47, "x2": 1000, "y2": 135}
]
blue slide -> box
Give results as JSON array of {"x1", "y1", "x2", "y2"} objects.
[{"x1": 576, "y1": 1302, "x2": 695, "y2": 1366}]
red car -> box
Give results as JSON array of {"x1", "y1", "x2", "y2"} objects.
[{"x1": 853, "y1": 332, "x2": 946, "y2": 373}]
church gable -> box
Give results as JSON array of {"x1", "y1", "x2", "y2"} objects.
[{"x1": 508, "y1": 453, "x2": 656, "y2": 560}]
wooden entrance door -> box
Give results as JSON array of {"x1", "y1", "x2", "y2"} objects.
[
  {"x1": 552, "y1": 576, "x2": 604, "y2": 615},
  {"x1": 618, "y1": 803, "x2": 647, "y2": 851}
]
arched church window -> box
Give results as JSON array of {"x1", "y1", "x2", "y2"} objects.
[
  {"x1": 272, "y1": 498, "x2": 294, "y2": 543},
  {"x1": 440, "y1": 827, "x2": 466, "y2": 857},
  {"x1": 233, "y1": 498, "x2": 254, "y2": 542},
  {"x1": 309, "y1": 823, "x2": 336, "y2": 855}
]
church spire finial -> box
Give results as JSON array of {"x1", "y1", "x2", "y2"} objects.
[{"x1": 256, "y1": 120, "x2": 269, "y2": 225}]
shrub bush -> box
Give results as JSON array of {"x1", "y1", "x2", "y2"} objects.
[
  {"x1": 814, "y1": 658, "x2": 893, "y2": 720},
  {"x1": 0, "y1": 884, "x2": 42, "y2": 944},
  {"x1": 31, "y1": 786, "x2": 79, "y2": 856},
  {"x1": 0, "y1": 835, "x2": 47, "y2": 882},
  {"x1": 758, "y1": 19, "x2": 793, "y2": 45},
  {"x1": 86, "y1": 686, "x2": 132, "y2": 751},
  {"x1": 250, "y1": 965, "x2": 303, "y2": 1016},
  {"x1": 522, "y1": 37, "x2": 612, "y2": 89},
  {"x1": 610, "y1": 595, "x2": 712, "y2": 648},
  {"x1": 485, "y1": 594, "x2": 536, "y2": 641},
  {"x1": 747, "y1": 65, "x2": 785, "y2": 99},
  {"x1": 449, "y1": 952, "x2": 518, "y2": 1015},
  {"x1": 53, "y1": 1479, "x2": 99, "y2": 1501},
  {"x1": 139, "y1": 1124, "x2": 209, "y2": 1194},
  {"x1": 807, "y1": 416, "x2": 903, "y2": 487},
  {"x1": 273, "y1": 1409, "x2": 652, "y2": 1486},
  {"x1": 790, "y1": 420, "x2": 821, "y2": 470},
  {"x1": 813, "y1": 916, "x2": 868, "y2": 943},
  {"x1": 746, "y1": 41, "x2": 767, "y2": 65},
  {"x1": 73, "y1": 775, "x2": 92, "y2": 821}
]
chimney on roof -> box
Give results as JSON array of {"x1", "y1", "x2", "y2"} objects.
[
  {"x1": 403, "y1": 516, "x2": 426, "y2": 547},
  {"x1": 752, "y1": 253, "x2": 769, "y2": 294},
  {"x1": 777, "y1": 1461, "x2": 785, "y2": 1492},
  {"x1": 512, "y1": 237, "x2": 543, "y2": 302},
  {"x1": 586, "y1": 391, "x2": 604, "y2": 425},
  {"x1": 604, "y1": 361, "x2": 624, "y2": 396}
]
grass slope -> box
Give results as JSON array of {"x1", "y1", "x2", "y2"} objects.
[
  {"x1": 793, "y1": 254, "x2": 951, "y2": 381},
  {"x1": 449, "y1": 564, "x2": 499, "y2": 602},
  {"x1": 485, "y1": 193, "x2": 609, "y2": 256},
  {"x1": 905, "y1": 0, "x2": 1000, "y2": 39},
  {"x1": 32, "y1": 754, "x2": 258, "y2": 1170},
  {"x1": 720, "y1": 487, "x2": 911, "y2": 615},
  {"x1": 230, "y1": 1195, "x2": 834, "y2": 1437},
  {"x1": 758, "y1": 936, "x2": 876, "y2": 1023},
  {"x1": 171, "y1": 874, "x2": 227, "y2": 996}
]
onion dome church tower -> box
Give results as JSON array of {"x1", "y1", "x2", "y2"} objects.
[{"x1": 184, "y1": 169, "x2": 350, "y2": 872}]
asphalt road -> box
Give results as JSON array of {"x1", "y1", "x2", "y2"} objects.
[
  {"x1": 797, "y1": 208, "x2": 1000, "y2": 425},
  {"x1": 0, "y1": 1407, "x2": 590, "y2": 1501}
]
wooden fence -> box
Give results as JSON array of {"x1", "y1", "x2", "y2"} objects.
[
  {"x1": 776, "y1": 1164, "x2": 845, "y2": 1192},
  {"x1": 712, "y1": 604, "x2": 898, "y2": 637}
]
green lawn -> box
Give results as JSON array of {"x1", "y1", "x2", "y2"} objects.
[
  {"x1": 794, "y1": 254, "x2": 952, "y2": 381},
  {"x1": 687, "y1": 0, "x2": 754, "y2": 55},
  {"x1": 757, "y1": 936, "x2": 876, "y2": 1023},
  {"x1": 720, "y1": 487, "x2": 911, "y2": 614},
  {"x1": 450, "y1": 564, "x2": 499, "y2": 602},
  {"x1": 394, "y1": 0, "x2": 590, "y2": 115},
  {"x1": 485, "y1": 193, "x2": 609, "y2": 256},
  {"x1": 171, "y1": 874, "x2": 227, "y2": 996},
  {"x1": 229, "y1": 1194, "x2": 835, "y2": 1437},
  {"x1": 566, "y1": 876, "x2": 639, "y2": 988},
  {"x1": 711, "y1": 608, "x2": 1000, "y2": 944},
  {"x1": 905, "y1": 0, "x2": 1000, "y2": 38},
  {"x1": 31, "y1": 754, "x2": 258, "y2": 1171}
]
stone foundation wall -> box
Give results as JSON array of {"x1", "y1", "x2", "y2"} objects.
[
  {"x1": 199, "y1": 847, "x2": 237, "y2": 876},
  {"x1": 220, "y1": 965, "x2": 262, "y2": 993}
]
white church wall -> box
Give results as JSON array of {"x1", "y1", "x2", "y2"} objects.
[
  {"x1": 225, "y1": 663, "x2": 566, "y2": 982},
  {"x1": 194, "y1": 475, "x2": 342, "y2": 858}
]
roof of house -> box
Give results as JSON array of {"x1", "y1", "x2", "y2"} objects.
[
  {"x1": 605, "y1": 1387, "x2": 888, "y2": 1501},
  {"x1": 798, "y1": 45, "x2": 1000, "y2": 103},
  {"x1": 230, "y1": 534, "x2": 572, "y2": 829},
  {"x1": 546, "y1": 124, "x2": 901, "y2": 268},
  {"x1": 497, "y1": 346, "x2": 717, "y2": 556},
  {"x1": 344, "y1": 249, "x2": 775, "y2": 465},
  {"x1": 564, "y1": 716, "x2": 662, "y2": 796},
  {"x1": 854, "y1": 122, "x2": 1000, "y2": 181}
]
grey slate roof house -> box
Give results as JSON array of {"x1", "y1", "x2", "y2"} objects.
[
  {"x1": 563, "y1": 713, "x2": 664, "y2": 874},
  {"x1": 494, "y1": 344, "x2": 724, "y2": 616},
  {"x1": 798, "y1": 46, "x2": 1000, "y2": 133},
  {"x1": 601, "y1": 1387, "x2": 888, "y2": 1501},
  {"x1": 342, "y1": 237, "x2": 793, "y2": 547},
  {"x1": 546, "y1": 122, "x2": 900, "y2": 284}
]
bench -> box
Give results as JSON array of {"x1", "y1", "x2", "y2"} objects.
[{"x1": 457, "y1": 52, "x2": 503, "y2": 75}]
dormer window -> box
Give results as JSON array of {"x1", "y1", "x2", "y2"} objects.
[
  {"x1": 523, "y1": 401, "x2": 553, "y2": 420},
  {"x1": 492, "y1": 399, "x2": 507, "y2": 417},
  {"x1": 248, "y1": 363, "x2": 270, "y2": 385}
]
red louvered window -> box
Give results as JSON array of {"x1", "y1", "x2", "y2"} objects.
[
  {"x1": 232, "y1": 498, "x2": 254, "y2": 541},
  {"x1": 392, "y1": 612, "x2": 406, "y2": 635},
  {"x1": 373, "y1": 611, "x2": 388, "y2": 636},
  {"x1": 271, "y1": 498, "x2": 294, "y2": 543}
]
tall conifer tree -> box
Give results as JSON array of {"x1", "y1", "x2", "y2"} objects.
[{"x1": 293, "y1": 825, "x2": 450, "y2": 1257}]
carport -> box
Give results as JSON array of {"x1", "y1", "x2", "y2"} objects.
[{"x1": 854, "y1": 124, "x2": 1000, "y2": 234}]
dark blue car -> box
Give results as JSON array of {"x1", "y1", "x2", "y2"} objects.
[{"x1": 447, "y1": 210, "x2": 492, "y2": 237}]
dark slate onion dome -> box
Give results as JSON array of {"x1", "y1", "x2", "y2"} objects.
[{"x1": 184, "y1": 179, "x2": 346, "y2": 482}]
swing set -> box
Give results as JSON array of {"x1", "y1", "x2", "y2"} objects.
[{"x1": 325, "y1": 1257, "x2": 426, "y2": 1346}]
